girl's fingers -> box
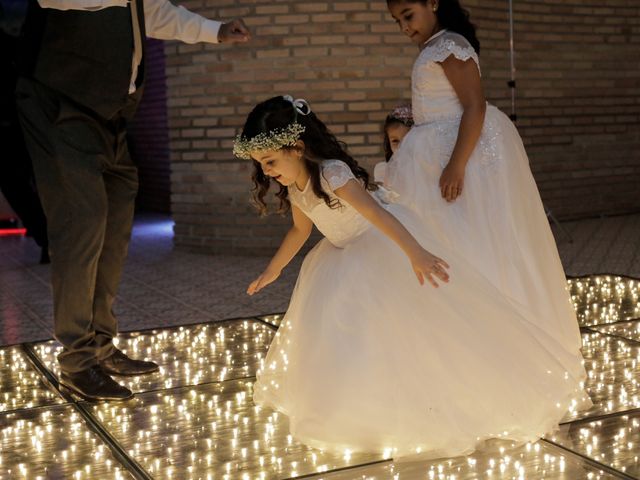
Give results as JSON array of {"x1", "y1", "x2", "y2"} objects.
[
  {"x1": 449, "y1": 183, "x2": 463, "y2": 202},
  {"x1": 416, "y1": 267, "x2": 439, "y2": 288},
  {"x1": 431, "y1": 263, "x2": 449, "y2": 282},
  {"x1": 435, "y1": 269, "x2": 449, "y2": 282},
  {"x1": 436, "y1": 257, "x2": 450, "y2": 269},
  {"x1": 429, "y1": 262, "x2": 449, "y2": 283},
  {"x1": 426, "y1": 273, "x2": 439, "y2": 288},
  {"x1": 439, "y1": 173, "x2": 448, "y2": 188},
  {"x1": 449, "y1": 183, "x2": 459, "y2": 201},
  {"x1": 247, "y1": 276, "x2": 262, "y2": 295}
]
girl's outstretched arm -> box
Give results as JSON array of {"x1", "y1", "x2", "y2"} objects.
[
  {"x1": 247, "y1": 205, "x2": 313, "y2": 295},
  {"x1": 439, "y1": 56, "x2": 487, "y2": 203},
  {"x1": 335, "y1": 180, "x2": 450, "y2": 287}
]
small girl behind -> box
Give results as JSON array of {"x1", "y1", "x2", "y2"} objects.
[{"x1": 374, "y1": 103, "x2": 414, "y2": 184}]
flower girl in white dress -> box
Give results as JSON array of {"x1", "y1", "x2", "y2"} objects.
[
  {"x1": 233, "y1": 95, "x2": 588, "y2": 458},
  {"x1": 385, "y1": 0, "x2": 584, "y2": 359},
  {"x1": 374, "y1": 104, "x2": 414, "y2": 184}
]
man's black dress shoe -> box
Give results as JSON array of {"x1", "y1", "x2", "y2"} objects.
[
  {"x1": 100, "y1": 349, "x2": 159, "y2": 376},
  {"x1": 60, "y1": 365, "x2": 133, "y2": 401}
]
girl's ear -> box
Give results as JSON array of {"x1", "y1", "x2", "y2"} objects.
[{"x1": 294, "y1": 140, "x2": 306, "y2": 156}]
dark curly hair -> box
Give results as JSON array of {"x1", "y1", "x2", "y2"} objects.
[
  {"x1": 240, "y1": 96, "x2": 375, "y2": 216},
  {"x1": 387, "y1": 0, "x2": 480, "y2": 54}
]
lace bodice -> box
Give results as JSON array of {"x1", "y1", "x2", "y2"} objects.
[
  {"x1": 412, "y1": 30, "x2": 480, "y2": 125},
  {"x1": 288, "y1": 160, "x2": 373, "y2": 248}
]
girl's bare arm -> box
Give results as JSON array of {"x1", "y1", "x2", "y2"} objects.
[
  {"x1": 247, "y1": 205, "x2": 313, "y2": 295},
  {"x1": 439, "y1": 56, "x2": 487, "y2": 202},
  {"x1": 335, "y1": 180, "x2": 449, "y2": 287}
]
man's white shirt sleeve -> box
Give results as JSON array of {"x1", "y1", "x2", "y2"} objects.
[
  {"x1": 143, "y1": 0, "x2": 220, "y2": 44},
  {"x1": 36, "y1": 0, "x2": 221, "y2": 44},
  {"x1": 38, "y1": 0, "x2": 129, "y2": 10}
]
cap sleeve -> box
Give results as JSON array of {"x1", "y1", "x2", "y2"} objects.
[
  {"x1": 373, "y1": 162, "x2": 387, "y2": 184},
  {"x1": 424, "y1": 31, "x2": 480, "y2": 75},
  {"x1": 321, "y1": 160, "x2": 357, "y2": 192}
]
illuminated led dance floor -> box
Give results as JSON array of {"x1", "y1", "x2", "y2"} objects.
[{"x1": 1, "y1": 275, "x2": 639, "y2": 479}]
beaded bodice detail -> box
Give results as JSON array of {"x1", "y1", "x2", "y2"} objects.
[
  {"x1": 288, "y1": 160, "x2": 373, "y2": 248},
  {"x1": 409, "y1": 30, "x2": 501, "y2": 169},
  {"x1": 412, "y1": 30, "x2": 480, "y2": 125}
]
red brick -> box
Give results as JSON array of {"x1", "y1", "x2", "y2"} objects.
[{"x1": 165, "y1": 0, "x2": 640, "y2": 254}]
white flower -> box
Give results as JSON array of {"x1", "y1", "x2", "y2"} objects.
[{"x1": 233, "y1": 123, "x2": 306, "y2": 160}]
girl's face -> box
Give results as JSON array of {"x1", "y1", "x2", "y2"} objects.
[
  {"x1": 252, "y1": 146, "x2": 307, "y2": 188},
  {"x1": 388, "y1": 0, "x2": 440, "y2": 46},
  {"x1": 387, "y1": 123, "x2": 412, "y2": 153}
]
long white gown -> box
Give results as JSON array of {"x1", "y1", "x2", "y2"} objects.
[
  {"x1": 386, "y1": 29, "x2": 583, "y2": 358},
  {"x1": 253, "y1": 159, "x2": 588, "y2": 458}
]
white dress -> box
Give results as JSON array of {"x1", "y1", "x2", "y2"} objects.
[
  {"x1": 253, "y1": 159, "x2": 588, "y2": 458},
  {"x1": 386, "y1": 30, "x2": 583, "y2": 358}
]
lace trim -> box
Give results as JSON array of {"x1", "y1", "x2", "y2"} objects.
[
  {"x1": 321, "y1": 160, "x2": 356, "y2": 192},
  {"x1": 289, "y1": 160, "x2": 355, "y2": 213},
  {"x1": 289, "y1": 186, "x2": 322, "y2": 213},
  {"x1": 424, "y1": 39, "x2": 481, "y2": 75}
]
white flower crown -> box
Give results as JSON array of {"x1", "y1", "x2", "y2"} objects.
[
  {"x1": 233, "y1": 123, "x2": 306, "y2": 160},
  {"x1": 388, "y1": 104, "x2": 414, "y2": 125},
  {"x1": 232, "y1": 96, "x2": 311, "y2": 160}
]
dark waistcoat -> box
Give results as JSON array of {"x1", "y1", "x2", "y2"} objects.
[{"x1": 18, "y1": 0, "x2": 146, "y2": 120}]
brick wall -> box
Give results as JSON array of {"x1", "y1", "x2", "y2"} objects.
[{"x1": 166, "y1": 0, "x2": 640, "y2": 254}]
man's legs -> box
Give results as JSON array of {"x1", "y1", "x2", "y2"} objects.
[
  {"x1": 93, "y1": 127, "x2": 158, "y2": 376},
  {"x1": 90, "y1": 118, "x2": 158, "y2": 376},
  {"x1": 17, "y1": 78, "x2": 156, "y2": 395},
  {"x1": 93, "y1": 124, "x2": 138, "y2": 362},
  {"x1": 16, "y1": 77, "x2": 113, "y2": 373}
]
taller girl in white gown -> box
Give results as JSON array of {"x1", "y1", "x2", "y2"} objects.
[
  {"x1": 385, "y1": 0, "x2": 583, "y2": 357},
  {"x1": 233, "y1": 95, "x2": 588, "y2": 459}
]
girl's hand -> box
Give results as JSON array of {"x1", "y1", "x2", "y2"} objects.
[
  {"x1": 410, "y1": 249, "x2": 450, "y2": 287},
  {"x1": 247, "y1": 267, "x2": 281, "y2": 296},
  {"x1": 439, "y1": 160, "x2": 466, "y2": 203}
]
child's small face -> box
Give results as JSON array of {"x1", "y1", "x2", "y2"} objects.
[
  {"x1": 388, "y1": 0, "x2": 439, "y2": 46},
  {"x1": 252, "y1": 148, "x2": 305, "y2": 187},
  {"x1": 387, "y1": 123, "x2": 411, "y2": 153}
]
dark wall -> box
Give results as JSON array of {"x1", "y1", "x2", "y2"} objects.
[{"x1": 129, "y1": 37, "x2": 171, "y2": 213}]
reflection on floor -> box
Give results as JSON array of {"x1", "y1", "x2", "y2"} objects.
[{"x1": 1, "y1": 275, "x2": 639, "y2": 479}]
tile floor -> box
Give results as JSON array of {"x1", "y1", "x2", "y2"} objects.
[
  {"x1": 0, "y1": 213, "x2": 639, "y2": 479},
  {"x1": 1, "y1": 213, "x2": 639, "y2": 347}
]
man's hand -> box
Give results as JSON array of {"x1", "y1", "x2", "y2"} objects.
[{"x1": 218, "y1": 18, "x2": 251, "y2": 44}]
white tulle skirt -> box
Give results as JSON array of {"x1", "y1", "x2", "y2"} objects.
[
  {"x1": 253, "y1": 201, "x2": 588, "y2": 458},
  {"x1": 386, "y1": 105, "x2": 583, "y2": 357}
]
